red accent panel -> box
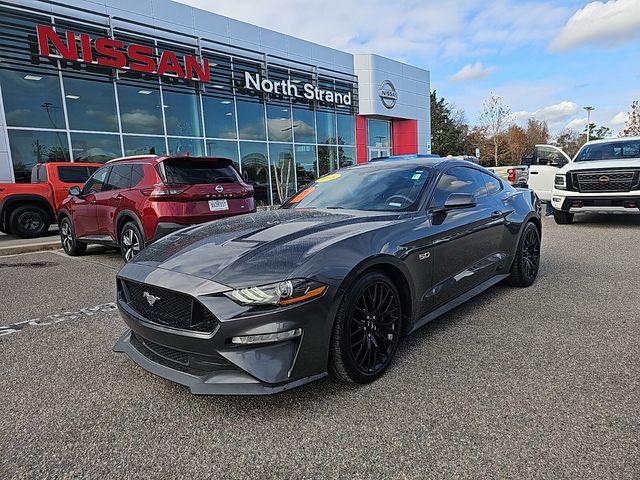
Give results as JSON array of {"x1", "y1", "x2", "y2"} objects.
[
  {"x1": 392, "y1": 119, "x2": 418, "y2": 155},
  {"x1": 356, "y1": 115, "x2": 368, "y2": 164}
]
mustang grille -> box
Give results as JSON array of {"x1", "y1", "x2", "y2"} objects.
[
  {"x1": 120, "y1": 280, "x2": 218, "y2": 333},
  {"x1": 574, "y1": 170, "x2": 637, "y2": 193}
]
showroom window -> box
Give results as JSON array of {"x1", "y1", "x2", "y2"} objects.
[
  {"x1": 295, "y1": 145, "x2": 317, "y2": 188},
  {"x1": 117, "y1": 83, "x2": 164, "y2": 135},
  {"x1": 168, "y1": 138, "x2": 204, "y2": 157},
  {"x1": 240, "y1": 142, "x2": 270, "y2": 205},
  {"x1": 162, "y1": 88, "x2": 203, "y2": 137},
  {"x1": 0, "y1": 69, "x2": 66, "y2": 129},
  {"x1": 236, "y1": 100, "x2": 266, "y2": 140},
  {"x1": 70, "y1": 133, "x2": 122, "y2": 163},
  {"x1": 337, "y1": 114, "x2": 355, "y2": 145},
  {"x1": 316, "y1": 110, "x2": 337, "y2": 145},
  {"x1": 62, "y1": 74, "x2": 118, "y2": 132},
  {"x1": 206, "y1": 139, "x2": 240, "y2": 171},
  {"x1": 338, "y1": 146, "x2": 356, "y2": 168},
  {"x1": 267, "y1": 104, "x2": 293, "y2": 142},
  {"x1": 367, "y1": 119, "x2": 391, "y2": 147},
  {"x1": 8, "y1": 130, "x2": 70, "y2": 183},
  {"x1": 269, "y1": 143, "x2": 295, "y2": 204},
  {"x1": 123, "y1": 136, "x2": 167, "y2": 156},
  {"x1": 318, "y1": 145, "x2": 337, "y2": 176},
  {"x1": 293, "y1": 107, "x2": 316, "y2": 143},
  {"x1": 203, "y1": 95, "x2": 236, "y2": 139}
]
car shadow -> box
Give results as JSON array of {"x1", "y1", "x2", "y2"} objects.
[{"x1": 571, "y1": 213, "x2": 640, "y2": 228}]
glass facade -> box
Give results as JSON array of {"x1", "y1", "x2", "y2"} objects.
[{"x1": 0, "y1": 5, "x2": 358, "y2": 204}]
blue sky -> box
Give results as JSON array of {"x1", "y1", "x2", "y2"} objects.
[{"x1": 178, "y1": 0, "x2": 640, "y2": 135}]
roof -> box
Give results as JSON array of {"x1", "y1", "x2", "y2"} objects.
[{"x1": 583, "y1": 136, "x2": 640, "y2": 145}]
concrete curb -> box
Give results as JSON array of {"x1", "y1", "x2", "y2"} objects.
[{"x1": 0, "y1": 240, "x2": 61, "y2": 256}]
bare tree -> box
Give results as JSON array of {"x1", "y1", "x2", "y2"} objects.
[
  {"x1": 478, "y1": 94, "x2": 512, "y2": 166},
  {"x1": 622, "y1": 100, "x2": 640, "y2": 137}
]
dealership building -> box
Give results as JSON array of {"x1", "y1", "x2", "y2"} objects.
[{"x1": 0, "y1": 0, "x2": 431, "y2": 205}]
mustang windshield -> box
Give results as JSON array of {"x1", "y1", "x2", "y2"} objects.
[
  {"x1": 284, "y1": 165, "x2": 432, "y2": 211},
  {"x1": 575, "y1": 140, "x2": 640, "y2": 162}
]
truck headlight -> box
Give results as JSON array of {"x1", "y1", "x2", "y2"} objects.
[
  {"x1": 554, "y1": 174, "x2": 567, "y2": 190},
  {"x1": 224, "y1": 279, "x2": 327, "y2": 306}
]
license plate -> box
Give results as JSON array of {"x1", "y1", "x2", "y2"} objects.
[{"x1": 208, "y1": 199, "x2": 229, "y2": 211}]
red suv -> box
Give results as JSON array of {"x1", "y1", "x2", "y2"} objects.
[{"x1": 58, "y1": 155, "x2": 255, "y2": 261}]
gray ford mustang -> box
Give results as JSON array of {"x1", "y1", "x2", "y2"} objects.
[{"x1": 114, "y1": 158, "x2": 541, "y2": 395}]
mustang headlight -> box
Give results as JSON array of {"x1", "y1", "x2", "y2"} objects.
[
  {"x1": 554, "y1": 174, "x2": 567, "y2": 190},
  {"x1": 224, "y1": 279, "x2": 327, "y2": 306}
]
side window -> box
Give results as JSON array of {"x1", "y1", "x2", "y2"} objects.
[
  {"x1": 130, "y1": 164, "x2": 146, "y2": 188},
  {"x1": 430, "y1": 166, "x2": 488, "y2": 207},
  {"x1": 103, "y1": 164, "x2": 132, "y2": 191},
  {"x1": 82, "y1": 167, "x2": 110, "y2": 195},
  {"x1": 482, "y1": 172, "x2": 503, "y2": 195}
]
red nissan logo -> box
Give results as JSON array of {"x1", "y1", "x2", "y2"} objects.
[{"x1": 598, "y1": 176, "x2": 610, "y2": 185}]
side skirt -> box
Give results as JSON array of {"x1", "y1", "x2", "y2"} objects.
[{"x1": 409, "y1": 273, "x2": 510, "y2": 334}]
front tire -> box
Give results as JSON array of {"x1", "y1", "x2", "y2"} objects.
[
  {"x1": 59, "y1": 217, "x2": 87, "y2": 256},
  {"x1": 508, "y1": 222, "x2": 541, "y2": 287},
  {"x1": 119, "y1": 222, "x2": 143, "y2": 262},
  {"x1": 553, "y1": 209, "x2": 574, "y2": 224},
  {"x1": 330, "y1": 271, "x2": 403, "y2": 384},
  {"x1": 9, "y1": 205, "x2": 50, "y2": 238}
]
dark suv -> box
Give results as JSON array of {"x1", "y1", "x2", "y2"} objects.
[{"x1": 58, "y1": 155, "x2": 255, "y2": 261}]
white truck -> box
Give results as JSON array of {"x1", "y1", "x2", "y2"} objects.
[{"x1": 549, "y1": 137, "x2": 640, "y2": 224}]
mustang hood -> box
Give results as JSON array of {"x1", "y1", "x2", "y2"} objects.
[{"x1": 130, "y1": 209, "x2": 396, "y2": 288}]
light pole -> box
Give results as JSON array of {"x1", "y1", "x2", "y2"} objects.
[{"x1": 583, "y1": 106, "x2": 595, "y2": 142}]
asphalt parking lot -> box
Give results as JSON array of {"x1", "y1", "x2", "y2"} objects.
[{"x1": 1, "y1": 215, "x2": 638, "y2": 479}]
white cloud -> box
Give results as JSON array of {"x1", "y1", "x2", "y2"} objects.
[
  {"x1": 450, "y1": 62, "x2": 496, "y2": 81},
  {"x1": 512, "y1": 101, "x2": 580, "y2": 125},
  {"x1": 610, "y1": 111, "x2": 628, "y2": 125},
  {"x1": 550, "y1": 0, "x2": 640, "y2": 51},
  {"x1": 566, "y1": 117, "x2": 588, "y2": 130}
]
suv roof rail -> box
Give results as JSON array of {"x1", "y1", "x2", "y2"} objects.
[{"x1": 106, "y1": 155, "x2": 158, "y2": 163}]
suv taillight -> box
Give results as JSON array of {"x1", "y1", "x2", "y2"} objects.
[
  {"x1": 140, "y1": 184, "x2": 188, "y2": 198},
  {"x1": 507, "y1": 168, "x2": 516, "y2": 183}
]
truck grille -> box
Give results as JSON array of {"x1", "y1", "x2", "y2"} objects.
[
  {"x1": 575, "y1": 171, "x2": 637, "y2": 193},
  {"x1": 120, "y1": 280, "x2": 218, "y2": 333}
]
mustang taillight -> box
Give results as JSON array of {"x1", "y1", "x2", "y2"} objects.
[
  {"x1": 507, "y1": 168, "x2": 516, "y2": 183},
  {"x1": 140, "y1": 184, "x2": 188, "y2": 198}
]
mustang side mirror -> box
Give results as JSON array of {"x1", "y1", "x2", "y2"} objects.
[
  {"x1": 444, "y1": 193, "x2": 477, "y2": 210},
  {"x1": 68, "y1": 186, "x2": 81, "y2": 196}
]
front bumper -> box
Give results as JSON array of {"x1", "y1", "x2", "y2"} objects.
[
  {"x1": 551, "y1": 194, "x2": 640, "y2": 213},
  {"x1": 113, "y1": 264, "x2": 336, "y2": 395}
]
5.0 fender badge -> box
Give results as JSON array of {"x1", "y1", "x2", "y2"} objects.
[{"x1": 419, "y1": 252, "x2": 431, "y2": 261}]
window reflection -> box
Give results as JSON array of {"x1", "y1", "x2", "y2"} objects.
[
  {"x1": 8, "y1": 130, "x2": 70, "y2": 183},
  {"x1": 240, "y1": 142, "x2": 270, "y2": 205},
  {"x1": 206, "y1": 139, "x2": 239, "y2": 171},
  {"x1": 269, "y1": 143, "x2": 295, "y2": 204},
  {"x1": 202, "y1": 96, "x2": 236, "y2": 139},
  {"x1": 367, "y1": 119, "x2": 391, "y2": 147},
  {"x1": 163, "y1": 88, "x2": 202, "y2": 137},
  {"x1": 0, "y1": 70, "x2": 66, "y2": 129},
  {"x1": 316, "y1": 110, "x2": 336, "y2": 145},
  {"x1": 338, "y1": 146, "x2": 356, "y2": 168},
  {"x1": 318, "y1": 146, "x2": 337, "y2": 176},
  {"x1": 117, "y1": 83, "x2": 163, "y2": 135},
  {"x1": 295, "y1": 145, "x2": 317, "y2": 189},
  {"x1": 293, "y1": 107, "x2": 316, "y2": 143},
  {"x1": 71, "y1": 133, "x2": 122, "y2": 163},
  {"x1": 236, "y1": 100, "x2": 266, "y2": 140},
  {"x1": 123, "y1": 136, "x2": 166, "y2": 156},
  {"x1": 63, "y1": 75, "x2": 118, "y2": 132},
  {"x1": 267, "y1": 105, "x2": 292, "y2": 142},
  {"x1": 337, "y1": 114, "x2": 355, "y2": 145},
  {"x1": 168, "y1": 138, "x2": 204, "y2": 156}
]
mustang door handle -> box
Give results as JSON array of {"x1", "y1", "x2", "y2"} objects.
[{"x1": 491, "y1": 210, "x2": 504, "y2": 218}]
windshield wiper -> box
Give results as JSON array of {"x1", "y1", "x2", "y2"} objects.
[{"x1": 325, "y1": 206, "x2": 346, "y2": 209}]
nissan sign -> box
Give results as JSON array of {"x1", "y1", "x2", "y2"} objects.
[{"x1": 378, "y1": 80, "x2": 398, "y2": 109}]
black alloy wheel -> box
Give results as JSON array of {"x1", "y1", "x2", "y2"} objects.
[
  {"x1": 60, "y1": 217, "x2": 87, "y2": 256},
  {"x1": 508, "y1": 222, "x2": 540, "y2": 287},
  {"x1": 330, "y1": 271, "x2": 402, "y2": 383},
  {"x1": 120, "y1": 222, "x2": 143, "y2": 262}
]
